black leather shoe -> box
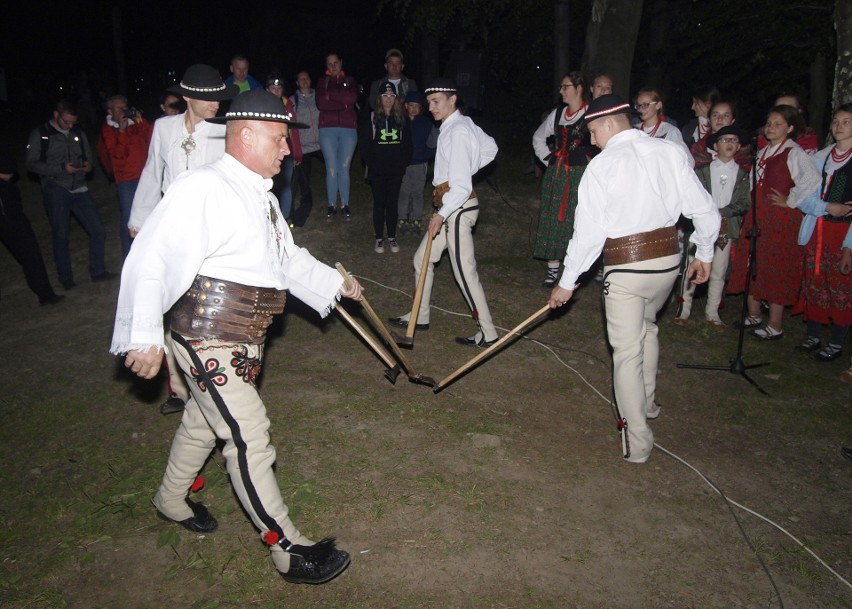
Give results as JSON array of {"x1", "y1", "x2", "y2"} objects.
[
  {"x1": 160, "y1": 396, "x2": 186, "y2": 415},
  {"x1": 388, "y1": 316, "x2": 429, "y2": 330},
  {"x1": 280, "y1": 538, "x2": 351, "y2": 584},
  {"x1": 455, "y1": 335, "x2": 498, "y2": 348},
  {"x1": 157, "y1": 498, "x2": 218, "y2": 533},
  {"x1": 91, "y1": 271, "x2": 118, "y2": 283}
]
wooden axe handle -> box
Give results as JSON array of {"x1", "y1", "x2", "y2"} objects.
[
  {"x1": 406, "y1": 232, "x2": 433, "y2": 339},
  {"x1": 336, "y1": 303, "x2": 397, "y2": 370},
  {"x1": 336, "y1": 263, "x2": 417, "y2": 374},
  {"x1": 434, "y1": 304, "x2": 551, "y2": 392}
]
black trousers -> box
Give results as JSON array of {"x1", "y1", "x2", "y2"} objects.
[
  {"x1": 0, "y1": 181, "x2": 57, "y2": 302},
  {"x1": 370, "y1": 173, "x2": 403, "y2": 239}
]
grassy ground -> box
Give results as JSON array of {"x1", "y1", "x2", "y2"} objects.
[{"x1": 1, "y1": 131, "x2": 850, "y2": 608}]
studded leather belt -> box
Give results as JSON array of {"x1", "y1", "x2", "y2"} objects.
[
  {"x1": 170, "y1": 275, "x2": 286, "y2": 344},
  {"x1": 603, "y1": 225, "x2": 679, "y2": 266}
]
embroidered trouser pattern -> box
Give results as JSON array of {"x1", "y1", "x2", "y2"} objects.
[
  {"x1": 411, "y1": 198, "x2": 497, "y2": 341},
  {"x1": 153, "y1": 334, "x2": 311, "y2": 572}
]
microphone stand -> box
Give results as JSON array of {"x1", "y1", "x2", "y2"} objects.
[{"x1": 677, "y1": 134, "x2": 770, "y2": 395}]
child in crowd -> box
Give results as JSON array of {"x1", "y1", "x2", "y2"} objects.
[
  {"x1": 793, "y1": 103, "x2": 852, "y2": 362},
  {"x1": 727, "y1": 105, "x2": 821, "y2": 339},
  {"x1": 635, "y1": 87, "x2": 687, "y2": 145},
  {"x1": 691, "y1": 100, "x2": 752, "y2": 170},
  {"x1": 682, "y1": 85, "x2": 720, "y2": 145},
  {"x1": 675, "y1": 126, "x2": 751, "y2": 326},
  {"x1": 397, "y1": 91, "x2": 437, "y2": 238}
]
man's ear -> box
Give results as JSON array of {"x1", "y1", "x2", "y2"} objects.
[{"x1": 240, "y1": 125, "x2": 255, "y2": 147}]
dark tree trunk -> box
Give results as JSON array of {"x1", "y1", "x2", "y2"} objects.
[
  {"x1": 834, "y1": 0, "x2": 852, "y2": 110},
  {"x1": 581, "y1": 0, "x2": 644, "y2": 97},
  {"x1": 810, "y1": 51, "x2": 828, "y2": 145},
  {"x1": 644, "y1": 0, "x2": 670, "y2": 93}
]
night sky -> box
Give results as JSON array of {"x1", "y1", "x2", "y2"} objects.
[{"x1": 1, "y1": 1, "x2": 407, "y2": 120}]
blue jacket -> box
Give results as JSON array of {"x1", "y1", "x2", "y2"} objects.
[{"x1": 409, "y1": 114, "x2": 438, "y2": 166}]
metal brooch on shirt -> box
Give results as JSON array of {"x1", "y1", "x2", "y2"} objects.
[
  {"x1": 719, "y1": 174, "x2": 728, "y2": 187},
  {"x1": 180, "y1": 135, "x2": 196, "y2": 170},
  {"x1": 266, "y1": 195, "x2": 283, "y2": 255}
]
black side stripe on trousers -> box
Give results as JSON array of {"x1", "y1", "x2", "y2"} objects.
[
  {"x1": 450, "y1": 203, "x2": 481, "y2": 319},
  {"x1": 170, "y1": 331, "x2": 289, "y2": 544}
]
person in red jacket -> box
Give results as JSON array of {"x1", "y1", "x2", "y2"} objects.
[
  {"x1": 316, "y1": 52, "x2": 358, "y2": 222},
  {"x1": 98, "y1": 95, "x2": 153, "y2": 258}
]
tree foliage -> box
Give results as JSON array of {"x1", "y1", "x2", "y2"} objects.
[{"x1": 634, "y1": 0, "x2": 835, "y2": 128}]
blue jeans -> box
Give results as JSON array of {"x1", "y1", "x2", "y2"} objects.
[
  {"x1": 41, "y1": 181, "x2": 107, "y2": 284},
  {"x1": 318, "y1": 127, "x2": 357, "y2": 208},
  {"x1": 115, "y1": 180, "x2": 138, "y2": 258}
]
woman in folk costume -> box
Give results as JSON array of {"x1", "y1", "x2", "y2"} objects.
[
  {"x1": 793, "y1": 103, "x2": 852, "y2": 362},
  {"x1": 531, "y1": 71, "x2": 594, "y2": 287},
  {"x1": 727, "y1": 105, "x2": 821, "y2": 339}
]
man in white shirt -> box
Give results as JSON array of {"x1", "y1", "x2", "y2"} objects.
[
  {"x1": 129, "y1": 64, "x2": 238, "y2": 415},
  {"x1": 548, "y1": 94, "x2": 720, "y2": 464},
  {"x1": 390, "y1": 78, "x2": 500, "y2": 346},
  {"x1": 111, "y1": 90, "x2": 361, "y2": 584}
]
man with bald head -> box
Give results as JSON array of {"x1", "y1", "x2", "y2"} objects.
[{"x1": 110, "y1": 90, "x2": 359, "y2": 585}]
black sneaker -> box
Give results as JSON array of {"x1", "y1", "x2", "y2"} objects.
[
  {"x1": 342, "y1": 206, "x2": 351, "y2": 221},
  {"x1": 326, "y1": 206, "x2": 336, "y2": 222}
]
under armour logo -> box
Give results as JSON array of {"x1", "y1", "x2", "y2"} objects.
[{"x1": 379, "y1": 128, "x2": 399, "y2": 142}]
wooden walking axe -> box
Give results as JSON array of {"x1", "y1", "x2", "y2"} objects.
[
  {"x1": 433, "y1": 304, "x2": 551, "y2": 394},
  {"x1": 335, "y1": 302, "x2": 401, "y2": 385},
  {"x1": 394, "y1": 231, "x2": 433, "y2": 349},
  {"x1": 336, "y1": 263, "x2": 437, "y2": 387}
]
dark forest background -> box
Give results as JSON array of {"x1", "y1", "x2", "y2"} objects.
[{"x1": 0, "y1": 0, "x2": 842, "y2": 144}]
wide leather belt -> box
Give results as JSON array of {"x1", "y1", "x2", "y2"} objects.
[
  {"x1": 432, "y1": 181, "x2": 476, "y2": 211},
  {"x1": 170, "y1": 275, "x2": 286, "y2": 344},
  {"x1": 603, "y1": 225, "x2": 679, "y2": 266}
]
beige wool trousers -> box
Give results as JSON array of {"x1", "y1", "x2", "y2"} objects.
[
  {"x1": 603, "y1": 253, "x2": 680, "y2": 463},
  {"x1": 411, "y1": 198, "x2": 498, "y2": 342}
]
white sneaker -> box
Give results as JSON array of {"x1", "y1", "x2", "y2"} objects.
[
  {"x1": 374, "y1": 239, "x2": 384, "y2": 254},
  {"x1": 388, "y1": 238, "x2": 400, "y2": 253}
]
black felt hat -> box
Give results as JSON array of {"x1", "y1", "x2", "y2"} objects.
[
  {"x1": 206, "y1": 89, "x2": 308, "y2": 127},
  {"x1": 706, "y1": 125, "x2": 750, "y2": 148},
  {"x1": 583, "y1": 94, "x2": 637, "y2": 124},
  {"x1": 168, "y1": 64, "x2": 239, "y2": 101},
  {"x1": 424, "y1": 78, "x2": 457, "y2": 96}
]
